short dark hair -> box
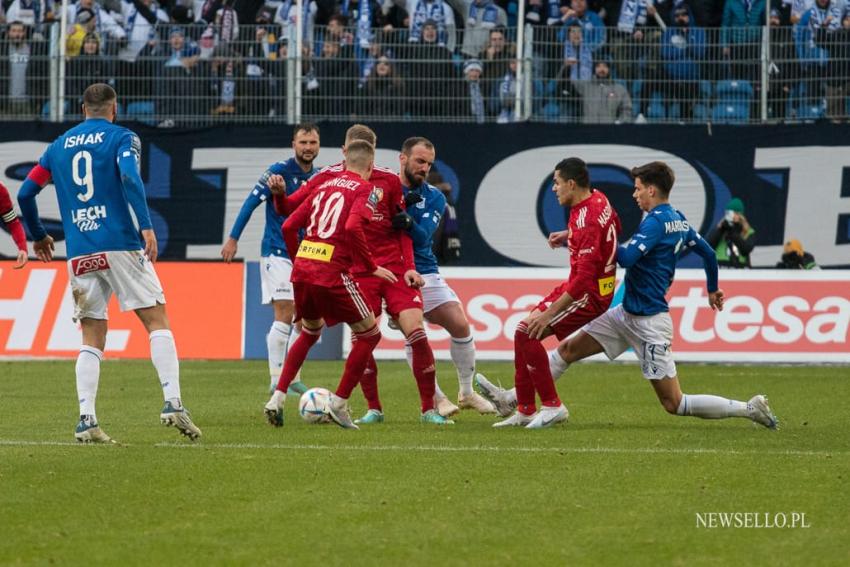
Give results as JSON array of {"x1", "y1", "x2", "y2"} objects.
[
  {"x1": 401, "y1": 136, "x2": 434, "y2": 155},
  {"x1": 293, "y1": 122, "x2": 319, "y2": 139},
  {"x1": 630, "y1": 161, "x2": 675, "y2": 196},
  {"x1": 345, "y1": 124, "x2": 377, "y2": 146},
  {"x1": 555, "y1": 157, "x2": 590, "y2": 188},
  {"x1": 83, "y1": 83, "x2": 117, "y2": 114}
]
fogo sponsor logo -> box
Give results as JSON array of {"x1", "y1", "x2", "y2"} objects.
[{"x1": 71, "y1": 253, "x2": 110, "y2": 276}]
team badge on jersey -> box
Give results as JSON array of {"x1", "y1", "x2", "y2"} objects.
[{"x1": 368, "y1": 188, "x2": 383, "y2": 207}]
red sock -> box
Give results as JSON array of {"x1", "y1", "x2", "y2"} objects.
[
  {"x1": 337, "y1": 325, "x2": 381, "y2": 399},
  {"x1": 514, "y1": 323, "x2": 537, "y2": 415},
  {"x1": 359, "y1": 355, "x2": 382, "y2": 411},
  {"x1": 519, "y1": 326, "x2": 561, "y2": 407},
  {"x1": 275, "y1": 327, "x2": 321, "y2": 393},
  {"x1": 407, "y1": 328, "x2": 436, "y2": 412}
]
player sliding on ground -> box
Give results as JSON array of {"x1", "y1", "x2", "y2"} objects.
[
  {"x1": 487, "y1": 161, "x2": 778, "y2": 429},
  {"x1": 17, "y1": 83, "x2": 201, "y2": 443},
  {"x1": 263, "y1": 140, "x2": 393, "y2": 429}
]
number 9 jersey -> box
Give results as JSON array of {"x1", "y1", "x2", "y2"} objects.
[{"x1": 31, "y1": 118, "x2": 150, "y2": 258}]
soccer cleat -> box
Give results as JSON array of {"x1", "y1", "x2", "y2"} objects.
[
  {"x1": 435, "y1": 395, "x2": 460, "y2": 418},
  {"x1": 75, "y1": 416, "x2": 115, "y2": 444},
  {"x1": 525, "y1": 404, "x2": 569, "y2": 429},
  {"x1": 475, "y1": 373, "x2": 517, "y2": 417},
  {"x1": 420, "y1": 409, "x2": 455, "y2": 425},
  {"x1": 492, "y1": 411, "x2": 535, "y2": 428},
  {"x1": 327, "y1": 395, "x2": 359, "y2": 430},
  {"x1": 458, "y1": 391, "x2": 497, "y2": 414},
  {"x1": 264, "y1": 398, "x2": 284, "y2": 427},
  {"x1": 747, "y1": 395, "x2": 778, "y2": 430},
  {"x1": 160, "y1": 401, "x2": 203, "y2": 440},
  {"x1": 354, "y1": 409, "x2": 385, "y2": 425},
  {"x1": 287, "y1": 380, "x2": 309, "y2": 396}
]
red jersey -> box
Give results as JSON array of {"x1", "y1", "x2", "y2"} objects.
[
  {"x1": 273, "y1": 162, "x2": 343, "y2": 216},
  {"x1": 282, "y1": 170, "x2": 376, "y2": 287},
  {"x1": 0, "y1": 182, "x2": 27, "y2": 253},
  {"x1": 564, "y1": 189, "x2": 621, "y2": 305}
]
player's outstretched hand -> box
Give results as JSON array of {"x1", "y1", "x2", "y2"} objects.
[
  {"x1": 142, "y1": 229, "x2": 158, "y2": 263},
  {"x1": 267, "y1": 174, "x2": 286, "y2": 195},
  {"x1": 404, "y1": 269, "x2": 424, "y2": 288},
  {"x1": 548, "y1": 230, "x2": 569, "y2": 249},
  {"x1": 526, "y1": 310, "x2": 553, "y2": 340},
  {"x1": 372, "y1": 266, "x2": 398, "y2": 283},
  {"x1": 13, "y1": 249, "x2": 28, "y2": 269},
  {"x1": 709, "y1": 289, "x2": 725, "y2": 311},
  {"x1": 33, "y1": 235, "x2": 54, "y2": 262},
  {"x1": 221, "y1": 237, "x2": 238, "y2": 263}
]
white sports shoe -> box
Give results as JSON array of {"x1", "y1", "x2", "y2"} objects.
[
  {"x1": 458, "y1": 392, "x2": 496, "y2": 414},
  {"x1": 493, "y1": 411, "x2": 535, "y2": 428},
  {"x1": 160, "y1": 401, "x2": 203, "y2": 440},
  {"x1": 327, "y1": 395, "x2": 359, "y2": 430},
  {"x1": 435, "y1": 395, "x2": 460, "y2": 418},
  {"x1": 75, "y1": 416, "x2": 115, "y2": 444},
  {"x1": 525, "y1": 404, "x2": 569, "y2": 429},
  {"x1": 474, "y1": 373, "x2": 517, "y2": 417},
  {"x1": 747, "y1": 395, "x2": 778, "y2": 429}
]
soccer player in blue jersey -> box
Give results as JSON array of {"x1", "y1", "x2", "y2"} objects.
[
  {"x1": 537, "y1": 161, "x2": 778, "y2": 428},
  {"x1": 17, "y1": 84, "x2": 202, "y2": 443},
  {"x1": 220, "y1": 123, "x2": 320, "y2": 395},
  {"x1": 354, "y1": 137, "x2": 496, "y2": 424}
]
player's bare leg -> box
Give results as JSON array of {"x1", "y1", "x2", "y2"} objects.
[
  {"x1": 652, "y1": 375, "x2": 778, "y2": 429},
  {"x1": 75, "y1": 319, "x2": 114, "y2": 443},
  {"x1": 265, "y1": 318, "x2": 323, "y2": 427},
  {"x1": 425, "y1": 301, "x2": 495, "y2": 414},
  {"x1": 397, "y1": 308, "x2": 453, "y2": 424},
  {"x1": 136, "y1": 304, "x2": 201, "y2": 440},
  {"x1": 269, "y1": 299, "x2": 307, "y2": 395}
]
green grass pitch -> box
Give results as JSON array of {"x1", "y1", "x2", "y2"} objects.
[{"x1": 1, "y1": 360, "x2": 848, "y2": 565}]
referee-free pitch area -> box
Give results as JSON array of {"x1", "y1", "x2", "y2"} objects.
[{"x1": 1, "y1": 360, "x2": 847, "y2": 565}]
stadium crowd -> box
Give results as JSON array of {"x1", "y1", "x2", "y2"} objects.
[{"x1": 2, "y1": 0, "x2": 850, "y2": 123}]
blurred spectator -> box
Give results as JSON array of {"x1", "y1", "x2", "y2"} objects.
[
  {"x1": 66, "y1": 7, "x2": 98, "y2": 57},
  {"x1": 1, "y1": 21, "x2": 47, "y2": 115},
  {"x1": 405, "y1": 0, "x2": 456, "y2": 47},
  {"x1": 461, "y1": 57, "x2": 486, "y2": 122},
  {"x1": 306, "y1": 36, "x2": 358, "y2": 117},
  {"x1": 660, "y1": 3, "x2": 705, "y2": 120},
  {"x1": 244, "y1": 9, "x2": 284, "y2": 116},
  {"x1": 569, "y1": 59, "x2": 633, "y2": 123},
  {"x1": 775, "y1": 239, "x2": 818, "y2": 269},
  {"x1": 706, "y1": 197, "x2": 755, "y2": 268},
  {"x1": 609, "y1": 0, "x2": 668, "y2": 82},
  {"x1": 214, "y1": 0, "x2": 240, "y2": 43},
  {"x1": 274, "y1": 0, "x2": 318, "y2": 49},
  {"x1": 143, "y1": 25, "x2": 200, "y2": 127},
  {"x1": 790, "y1": 0, "x2": 813, "y2": 24},
  {"x1": 67, "y1": 32, "x2": 112, "y2": 104},
  {"x1": 461, "y1": 0, "x2": 508, "y2": 58},
  {"x1": 339, "y1": 0, "x2": 382, "y2": 49},
  {"x1": 64, "y1": 0, "x2": 126, "y2": 52},
  {"x1": 721, "y1": 0, "x2": 765, "y2": 82},
  {"x1": 3, "y1": 0, "x2": 54, "y2": 35},
  {"x1": 117, "y1": 0, "x2": 169, "y2": 100},
  {"x1": 524, "y1": 0, "x2": 564, "y2": 26},
  {"x1": 404, "y1": 19, "x2": 458, "y2": 116},
  {"x1": 427, "y1": 168, "x2": 462, "y2": 264},
  {"x1": 209, "y1": 43, "x2": 242, "y2": 114},
  {"x1": 480, "y1": 25, "x2": 512, "y2": 106},
  {"x1": 378, "y1": 0, "x2": 410, "y2": 35},
  {"x1": 801, "y1": 0, "x2": 847, "y2": 120},
  {"x1": 767, "y1": 5, "x2": 794, "y2": 120},
  {"x1": 360, "y1": 53, "x2": 406, "y2": 116},
  {"x1": 563, "y1": 23, "x2": 593, "y2": 81},
  {"x1": 561, "y1": 0, "x2": 606, "y2": 52},
  {"x1": 495, "y1": 45, "x2": 518, "y2": 122}
]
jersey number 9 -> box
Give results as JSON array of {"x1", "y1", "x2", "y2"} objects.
[{"x1": 72, "y1": 150, "x2": 95, "y2": 203}]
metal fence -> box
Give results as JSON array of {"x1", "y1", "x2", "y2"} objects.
[{"x1": 2, "y1": 21, "x2": 849, "y2": 125}]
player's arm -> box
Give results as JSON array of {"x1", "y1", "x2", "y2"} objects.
[
  {"x1": 117, "y1": 134, "x2": 156, "y2": 260},
  {"x1": 617, "y1": 217, "x2": 663, "y2": 268},
  {"x1": 222, "y1": 171, "x2": 272, "y2": 262},
  {"x1": 271, "y1": 173, "x2": 315, "y2": 216},
  {"x1": 685, "y1": 227, "x2": 723, "y2": 311},
  {"x1": 281, "y1": 198, "x2": 312, "y2": 260},
  {"x1": 0, "y1": 182, "x2": 28, "y2": 268},
  {"x1": 17, "y1": 157, "x2": 54, "y2": 262},
  {"x1": 393, "y1": 191, "x2": 446, "y2": 248}
]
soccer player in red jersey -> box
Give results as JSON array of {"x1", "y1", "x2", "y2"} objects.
[
  {"x1": 1, "y1": 181, "x2": 28, "y2": 269},
  {"x1": 480, "y1": 157, "x2": 622, "y2": 429},
  {"x1": 262, "y1": 141, "x2": 395, "y2": 430}
]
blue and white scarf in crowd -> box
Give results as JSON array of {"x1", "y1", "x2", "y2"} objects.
[
  {"x1": 564, "y1": 41, "x2": 593, "y2": 80},
  {"x1": 808, "y1": 1, "x2": 842, "y2": 32},
  {"x1": 468, "y1": 0, "x2": 499, "y2": 27},
  {"x1": 617, "y1": 0, "x2": 651, "y2": 33},
  {"x1": 344, "y1": 0, "x2": 374, "y2": 49},
  {"x1": 469, "y1": 80, "x2": 485, "y2": 123},
  {"x1": 278, "y1": 0, "x2": 312, "y2": 41},
  {"x1": 409, "y1": 0, "x2": 448, "y2": 45}
]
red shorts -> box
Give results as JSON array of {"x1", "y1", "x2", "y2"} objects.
[
  {"x1": 356, "y1": 273, "x2": 423, "y2": 319},
  {"x1": 293, "y1": 275, "x2": 373, "y2": 327},
  {"x1": 536, "y1": 283, "x2": 609, "y2": 341}
]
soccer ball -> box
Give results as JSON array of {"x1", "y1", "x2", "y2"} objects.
[{"x1": 298, "y1": 387, "x2": 332, "y2": 423}]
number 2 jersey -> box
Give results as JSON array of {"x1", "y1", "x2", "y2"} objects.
[
  {"x1": 564, "y1": 189, "x2": 622, "y2": 308},
  {"x1": 282, "y1": 170, "x2": 377, "y2": 287},
  {"x1": 27, "y1": 118, "x2": 151, "y2": 258}
]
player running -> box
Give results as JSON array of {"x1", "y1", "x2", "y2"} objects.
[
  {"x1": 354, "y1": 137, "x2": 496, "y2": 425},
  {"x1": 17, "y1": 83, "x2": 201, "y2": 443},
  {"x1": 1, "y1": 181, "x2": 28, "y2": 269},
  {"x1": 220, "y1": 123, "x2": 320, "y2": 395},
  {"x1": 497, "y1": 161, "x2": 778, "y2": 429},
  {"x1": 263, "y1": 141, "x2": 394, "y2": 430}
]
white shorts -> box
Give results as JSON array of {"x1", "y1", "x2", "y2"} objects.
[
  {"x1": 582, "y1": 304, "x2": 677, "y2": 380},
  {"x1": 261, "y1": 255, "x2": 294, "y2": 304},
  {"x1": 67, "y1": 250, "x2": 165, "y2": 321},
  {"x1": 421, "y1": 273, "x2": 460, "y2": 313}
]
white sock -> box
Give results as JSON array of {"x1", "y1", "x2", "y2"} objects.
[
  {"x1": 548, "y1": 348, "x2": 570, "y2": 382},
  {"x1": 270, "y1": 389, "x2": 286, "y2": 408},
  {"x1": 287, "y1": 325, "x2": 303, "y2": 383},
  {"x1": 268, "y1": 321, "x2": 291, "y2": 388},
  {"x1": 76, "y1": 346, "x2": 102, "y2": 418},
  {"x1": 450, "y1": 335, "x2": 475, "y2": 396},
  {"x1": 150, "y1": 329, "x2": 182, "y2": 402},
  {"x1": 676, "y1": 394, "x2": 749, "y2": 419}
]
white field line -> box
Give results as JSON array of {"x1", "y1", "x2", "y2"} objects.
[{"x1": 0, "y1": 439, "x2": 846, "y2": 458}]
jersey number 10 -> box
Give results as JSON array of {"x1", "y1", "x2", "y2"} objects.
[
  {"x1": 72, "y1": 150, "x2": 95, "y2": 203},
  {"x1": 307, "y1": 191, "x2": 345, "y2": 239}
]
